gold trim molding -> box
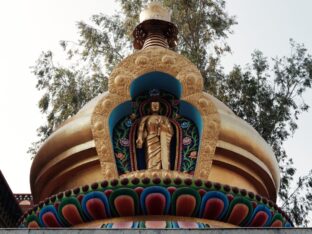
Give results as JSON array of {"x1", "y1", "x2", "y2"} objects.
[
  {"x1": 119, "y1": 169, "x2": 193, "y2": 180},
  {"x1": 108, "y1": 46, "x2": 203, "y2": 98},
  {"x1": 91, "y1": 93, "x2": 125, "y2": 179},
  {"x1": 183, "y1": 93, "x2": 220, "y2": 179},
  {"x1": 91, "y1": 46, "x2": 220, "y2": 180}
]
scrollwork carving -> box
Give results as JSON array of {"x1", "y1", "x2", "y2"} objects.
[
  {"x1": 119, "y1": 169, "x2": 193, "y2": 180},
  {"x1": 93, "y1": 47, "x2": 219, "y2": 180},
  {"x1": 182, "y1": 93, "x2": 221, "y2": 180},
  {"x1": 91, "y1": 93, "x2": 126, "y2": 179},
  {"x1": 107, "y1": 47, "x2": 203, "y2": 99},
  {"x1": 161, "y1": 55, "x2": 176, "y2": 65},
  {"x1": 135, "y1": 55, "x2": 150, "y2": 65}
]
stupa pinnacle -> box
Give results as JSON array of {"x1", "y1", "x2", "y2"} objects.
[{"x1": 133, "y1": 2, "x2": 178, "y2": 49}]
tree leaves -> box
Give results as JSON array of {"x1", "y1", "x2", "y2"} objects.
[{"x1": 212, "y1": 40, "x2": 312, "y2": 226}]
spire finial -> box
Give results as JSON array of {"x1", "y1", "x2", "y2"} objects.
[{"x1": 132, "y1": 2, "x2": 178, "y2": 50}]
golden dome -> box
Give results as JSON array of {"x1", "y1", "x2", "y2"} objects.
[{"x1": 30, "y1": 47, "x2": 280, "y2": 204}]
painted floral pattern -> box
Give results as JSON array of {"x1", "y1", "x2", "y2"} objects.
[
  {"x1": 112, "y1": 89, "x2": 199, "y2": 175},
  {"x1": 116, "y1": 152, "x2": 125, "y2": 160},
  {"x1": 125, "y1": 119, "x2": 132, "y2": 127},
  {"x1": 177, "y1": 117, "x2": 199, "y2": 173},
  {"x1": 119, "y1": 138, "x2": 129, "y2": 147},
  {"x1": 189, "y1": 151, "x2": 197, "y2": 159},
  {"x1": 113, "y1": 117, "x2": 132, "y2": 174},
  {"x1": 182, "y1": 137, "x2": 192, "y2": 145},
  {"x1": 181, "y1": 121, "x2": 190, "y2": 129}
]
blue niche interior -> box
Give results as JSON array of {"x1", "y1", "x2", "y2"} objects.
[
  {"x1": 180, "y1": 101, "x2": 203, "y2": 139},
  {"x1": 109, "y1": 72, "x2": 203, "y2": 139},
  {"x1": 108, "y1": 101, "x2": 132, "y2": 141},
  {"x1": 108, "y1": 71, "x2": 203, "y2": 174},
  {"x1": 109, "y1": 72, "x2": 183, "y2": 138},
  {"x1": 129, "y1": 71, "x2": 202, "y2": 136},
  {"x1": 130, "y1": 72, "x2": 182, "y2": 99}
]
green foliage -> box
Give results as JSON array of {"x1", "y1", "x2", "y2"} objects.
[
  {"x1": 209, "y1": 41, "x2": 312, "y2": 225},
  {"x1": 281, "y1": 170, "x2": 312, "y2": 226},
  {"x1": 30, "y1": 0, "x2": 312, "y2": 226},
  {"x1": 28, "y1": 50, "x2": 107, "y2": 156}
]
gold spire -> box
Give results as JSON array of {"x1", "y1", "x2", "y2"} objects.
[{"x1": 132, "y1": 2, "x2": 178, "y2": 50}]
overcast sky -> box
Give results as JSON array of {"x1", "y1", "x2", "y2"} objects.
[{"x1": 0, "y1": 0, "x2": 311, "y2": 194}]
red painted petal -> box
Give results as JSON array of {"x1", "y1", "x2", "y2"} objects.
[
  {"x1": 176, "y1": 195, "x2": 196, "y2": 216},
  {"x1": 249, "y1": 211, "x2": 268, "y2": 227},
  {"x1": 114, "y1": 195, "x2": 135, "y2": 216},
  {"x1": 227, "y1": 203, "x2": 249, "y2": 225},
  {"x1": 62, "y1": 204, "x2": 84, "y2": 226},
  {"x1": 86, "y1": 198, "x2": 107, "y2": 219},
  {"x1": 145, "y1": 193, "x2": 166, "y2": 215},
  {"x1": 203, "y1": 198, "x2": 224, "y2": 220},
  {"x1": 42, "y1": 212, "x2": 61, "y2": 227}
]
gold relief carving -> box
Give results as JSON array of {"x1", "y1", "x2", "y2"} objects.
[
  {"x1": 119, "y1": 169, "x2": 193, "y2": 180},
  {"x1": 176, "y1": 71, "x2": 203, "y2": 97},
  {"x1": 110, "y1": 74, "x2": 133, "y2": 98},
  {"x1": 161, "y1": 55, "x2": 176, "y2": 64},
  {"x1": 186, "y1": 74, "x2": 196, "y2": 85},
  {"x1": 101, "y1": 99, "x2": 113, "y2": 111},
  {"x1": 99, "y1": 145, "x2": 108, "y2": 154},
  {"x1": 206, "y1": 118, "x2": 219, "y2": 138},
  {"x1": 94, "y1": 121, "x2": 104, "y2": 131},
  {"x1": 107, "y1": 47, "x2": 203, "y2": 99},
  {"x1": 100, "y1": 162, "x2": 117, "y2": 179},
  {"x1": 91, "y1": 93, "x2": 126, "y2": 179},
  {"x1": 135, "y1": 55, "x2": 150, "y2": 65},
  {"x1": 108, "y1": 67, "x2": 134, "y2": 98},
  {"x1": 96, "y1": 48, "x2": 214, "y2": 179},
  {"x1": 182, "y1": 93, "x2": 221, "y2": 180},
  {"x1": 114, "y1": 75, "x2": 127, "y2": 85},
  {"x1": 198, "y1": 98, "x2": 210, "y2": 114}
]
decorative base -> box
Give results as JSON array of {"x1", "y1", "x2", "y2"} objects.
[
  {"x1": 119, "y1": 170, "x2": 193, "y2": 180},
  {"x1": 19, "y1": 177, "x2": 293, "y2": 228},
  {"x1": 74, "y1": 216, "x2": 237, "y2": 228}
]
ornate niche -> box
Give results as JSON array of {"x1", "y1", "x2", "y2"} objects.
[
  {"x1": 92, "y1": 48, "x2": 221, "y2": 180},
  {"x1": 110, "y1": 72, "x2": 203, "y2": 177}
]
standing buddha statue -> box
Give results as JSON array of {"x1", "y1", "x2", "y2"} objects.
[{"x1": 136, "y1": 102, "x2": 174, "y2": 170}]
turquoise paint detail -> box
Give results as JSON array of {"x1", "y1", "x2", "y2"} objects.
[
  {"x1": 109, "y1": 101, "x2": 132, "y2": 142},
  {"x1": 109, "y1": 100, "x2": 202, "y2": 148},
  {"x1": 180, "y1": 101, "x2": 203, "y2": 138},
  {"x1": 130, "y1": 72, "x2": 182, "y2": 98}
]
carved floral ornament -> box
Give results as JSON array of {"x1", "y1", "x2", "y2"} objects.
[
  {"x1": 108, "y1": 47, "x2": 203, "y2": 98},
  {"x1": 91, "y1": 47, "x2": 220, "y2": 180}
]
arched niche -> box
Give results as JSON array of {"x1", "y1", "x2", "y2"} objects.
[
  {"x1": 130, "y1": 71, "x2": 182, "y2": 98},
  {"x1": 109, "y1": 72, "x2": 202, "y2": 175}
]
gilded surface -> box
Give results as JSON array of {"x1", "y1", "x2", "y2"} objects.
[
  {"x1": 136, "y1": 102, "x2": 174, "y2": 170},
  {"x1": 119, "y1": 169, "x2": 193, "y2": 180},
  {"x1": 108, "y1": 47, "x2": 203, "y2": 98},
  {"x1": 182, "y1": 93, "x2": 221, "y2": 179},
  {"x1": 31, "y1": 44, "x2": 279, "y2": 203},
  {"x1": 92, "y1": 46, "x2": 220, "y2": 180},
  {"x1": 91, "y1": 93, "x2": 125, "y2": 179}
]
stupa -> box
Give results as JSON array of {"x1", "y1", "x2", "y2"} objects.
[{"x1": 19, "y1": 2, "x2": 293, "y2": 228}]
